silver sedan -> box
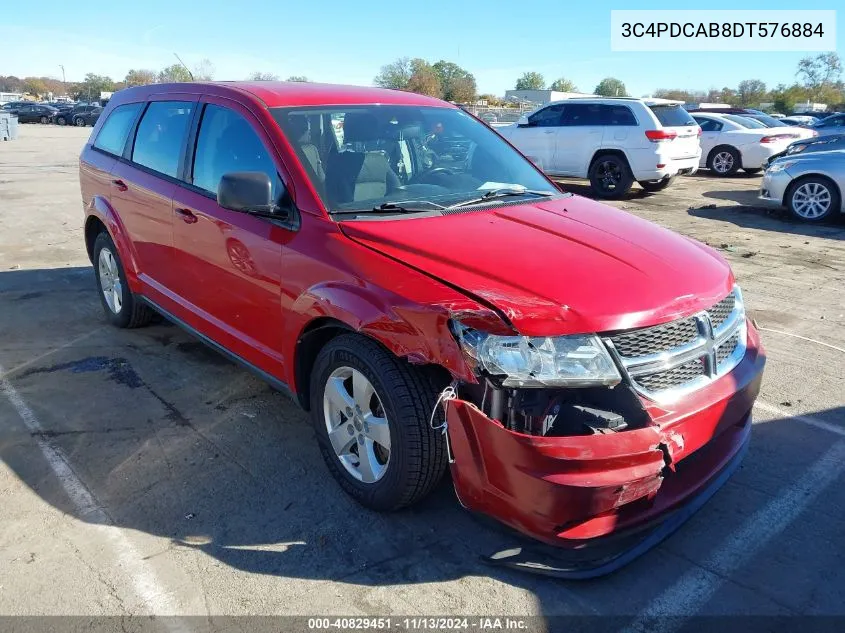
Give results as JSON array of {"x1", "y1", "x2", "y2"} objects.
[{"x1": 759, "y1": 150, "x2": 845, "y2": 222}]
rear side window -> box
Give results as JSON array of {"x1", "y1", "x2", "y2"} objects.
[
  {"x1": 192, "y1": 104, "x2": 283, "y2": 200},
  {"x1": 648, "y1": 105, "x2": 696, "y2": 127},
  {"x1": 562, "y1": 104, "x2": 603, "y2": 126},
  {"x1": 93, "y1": 103, "x2": 143, "y2": 156},
  {"x1": 132, "y1": 101, "x2": 194, "y2": 178},
  {"x1": 602, "y1": 105, "x2": 637, "y2": 126}
]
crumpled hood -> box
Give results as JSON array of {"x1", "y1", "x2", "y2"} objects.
[{"x1": 339, "y1": 195, "x2": 734, "y2": 336}]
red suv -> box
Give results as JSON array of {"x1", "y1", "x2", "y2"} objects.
[{"x1": 79, "y1": 82, "x2": 765, "y2": 576}]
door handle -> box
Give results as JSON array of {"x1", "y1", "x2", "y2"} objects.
[
  {"x1": 175, "y1": 207, "x2": 198, "y2": 224},
  {"x1": 111, "y1": 179, "x2": 128, "y2": 192}
]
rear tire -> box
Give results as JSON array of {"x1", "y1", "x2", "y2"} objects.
[
  {"x1": 707, "y1": 146, "x2": 740, "y2": 176},
  {"x1": 40, "y1": 116, "x2": 48, "y2": 124},
  {"x1": 310, "y1": 334, "x2": 448, "y2": 511},
  {"x1": 589, "y1": 154, "x2": 634, "y2": 199},
  {"x1": 92, "y1": 231, "x2": 155, "y2": 328},
  {"x1": 74, "y1": 117, "x2": 85, "y2": 127},
  {"x1": 638, "y1": 177, "x2": 675, "y2": 193}
]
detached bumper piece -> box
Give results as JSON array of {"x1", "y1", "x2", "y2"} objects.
[{"x1": 481, "y1": 424, "x2": 749, "y2": 579}]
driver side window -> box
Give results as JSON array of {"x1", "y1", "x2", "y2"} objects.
[{"x1": 528, "y1": 104, "x2": 565, "y2": 127}]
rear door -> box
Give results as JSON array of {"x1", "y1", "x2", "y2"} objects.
[
  {"x1": 647, "y1": 104, "x2": 700, "y2": 160},
  {"x1": 693, "y1": 116, "x2": 724, "y2": 166},
  {"x1": 169, "y1": 97, "x2": 294, "y2": 376},
  {"x1": 110, "y1": 95, "x2": 197, "y2": 299}
]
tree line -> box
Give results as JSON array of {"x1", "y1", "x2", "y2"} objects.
[{"x1": 3, "y1": 52, "x2": 842, "y2": 112}]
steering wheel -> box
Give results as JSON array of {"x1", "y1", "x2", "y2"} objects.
[{"x1": 425, "y1": 167, "x2": 455, "y2": 176}]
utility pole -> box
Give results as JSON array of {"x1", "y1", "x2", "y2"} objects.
[{"x1": 59, "y1": 65, "x2": 66, "y2": 99}]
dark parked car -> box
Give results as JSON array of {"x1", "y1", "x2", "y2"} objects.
[
  {"x1": 78, "y1": 81, "x2": 764, "y2": 577},
  {"x1": 72, "y1": 105, "x2": 103, "y2": 127},
  {"x1": 764, "y1": 133, "x2": 845, "y2": 167},
  {"x1": 54, "y1": 104, "x2": 100, "y2": 127},
  {"x1": 3, "y1": 103, "x2": 58, "y2": 123}
]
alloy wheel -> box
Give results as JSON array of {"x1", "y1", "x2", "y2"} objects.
[
  {"x1": 323, "y1": 366, "x2": 391, "y2": 483},
  {"x1": 713, "y1": 151, "x2": 734, "y2": 173},
  {"x1": 792, "y1": 182, "x2": 832, "y2": 219},
  {"x1": 98, "y1": 248, "x2": 123, "y2": 314},
  {"x1": 597, "y1": 160, "x2": 623, "y2": 192}
]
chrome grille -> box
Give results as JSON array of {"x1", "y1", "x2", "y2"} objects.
[
  {"x1": 709, "y1": 293, "x2": 736, "y2": 331},
  {"x1": 635, "y1": 357, "x2": 706, "y2": 392},
  {"x1": 610, "y1": 318, "x2": 699, "y2": 358},
  {"x1": 605, "y1": 287, "x2": 747, "y2": 401}
]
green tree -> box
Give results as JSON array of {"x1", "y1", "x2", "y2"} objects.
[
  {"x1": 406, "y1": 59, "x2": 441, "y2": 98},
  {"x1": 158, "y1": 64, "x2": 193, "y2": 83},
  {"x1": 432, "y1": 61, "x2": 476, "y2": 102},
  {"x1": 124, "y1": 69, "x2": 157, "y2": 87},
  {"x1": 515, "y1": 72, "x2": 545, "y2": 90},
  {"x1": 248, "y1": 72, "x2": 279, "y2": 81},
  {"x1": 286, "y1": 76, "x2": 309, "y2": 82},
  {"x1": 797, "y1": 52, "x2": 842, "y2": 100},
  {"x1": 594, "y1": 77, "x2": 627, "y2": 97},
  {"x1": 548, "y1": 77, "x2": 577, "y2": 92},
  {"x1": 737, "y1": 79, "x2": 767, "y2": 106},
  {"x1": 374, "y1": 57, "x2": 413, "y2": 90},
  {"x1": 23, "y1": 77, "x2": 48, "y2": 98},
  {"x1": 73, "y1": 73, "x2": 115, "y2": 101}
]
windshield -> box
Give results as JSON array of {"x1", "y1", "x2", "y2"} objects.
[
  {"x1": 724, "y1": 114, "x2": 766, "y2": 129},
  {"x1": 270, "y1": 105, "x2": 556, "y2": 214}
]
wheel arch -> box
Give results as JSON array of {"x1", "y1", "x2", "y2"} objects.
[
  {"x1": 588, "y1": 149, "x2": 632, "y2": 173},
  {"x1": 783, "y1": 173, "x2": 842, "y2": 211},
  {"x1": 83, "y1": 198, "x2": 142, "y2": 291}
]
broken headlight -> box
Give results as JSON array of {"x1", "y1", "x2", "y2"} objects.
[{"x1": 451, "y1": 322, "x2": 621, "y2": 388}]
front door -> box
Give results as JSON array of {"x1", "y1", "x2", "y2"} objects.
[
  {"x1": 169, "y1": 98, "x2": 294, "y2": 376},
  {"x1": 511, "y1": 103, "x2": 565, "y2": 173}
]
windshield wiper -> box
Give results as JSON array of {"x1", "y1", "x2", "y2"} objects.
[
  {"x1": 446, "y1": 188, "x2": 556, "y2": 209},
  {"x1": 333, "y1": 200, "x2": 445, "y2": 216}
]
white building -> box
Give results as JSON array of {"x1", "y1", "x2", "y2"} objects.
[
  {"x1": 504, "y1": 89, "x2": 595, "y2": 107},
  {"x1": 0, "y1": 92, "x2": 24, "y2": 105},
  {"x1": 793, "y1": 102, "x2": 828, "y2": 113}
]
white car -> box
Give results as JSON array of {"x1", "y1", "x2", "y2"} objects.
[
  {"x1": 691, "y1": 112, "x2": 816, "y2": 176},
  {"x1": 497, "y1": 98, "x2": 701, "y2": 198}
]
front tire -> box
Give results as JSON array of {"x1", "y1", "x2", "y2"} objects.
[
  {"x1": 638, "y1": 176, "x2": 675, "y2": 193},
  {"x1": 708, "y1": 146, "x2": 740, "y2": 176},
  {"x1": 786, "y1": 177, "x2": 840, "y2": 223},
  {"x1": 310, "y1": 334, "x2": 448, "y2": 511},
  {"x1": 92, "y1": 231, "x2": 155, "y2": 328},
  {"x1": 589, "y1": 154, "x2": 634, "y2": 199}
]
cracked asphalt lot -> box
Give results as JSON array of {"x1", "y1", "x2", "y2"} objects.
[{"x1": 1, "y1": 125, "x2": 844, "y2": 627}]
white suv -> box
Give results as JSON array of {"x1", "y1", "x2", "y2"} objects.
[{"x1": 498, "y1": 98, "x2": 702, "y2": 198}]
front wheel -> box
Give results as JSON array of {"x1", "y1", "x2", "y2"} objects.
[
  {"x1": 40, "y1": 116, "x2": 49, "y2": 124},
  {"x1": 310, "y1": 334, "x2": 448, "y2": 511},
  {"x1": 56, "y1": 116, "x2": 67, "y2": 126},
  {"x1": 787, "y1": 177, "x2": 840, "y2": 223},
  {"x1": 92, "y1": 232, "x2": 155, "y2": 328},
  {"x1": 638, "y1": 176, "x2": 675, "y2": 193},
  {"x1": 589, "y1": 154, "x2": 634, "y2": 199}
]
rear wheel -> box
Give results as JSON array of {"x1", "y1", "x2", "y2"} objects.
[
  {"x1": 707, "y1": 146, "x2": 740, "y2": 176},
  {"x1": 92, "y1": 232, "x2": 155, "y2": 328},
  {"x1": 40, "y1": 115, "x2": 48, "y2": 124},
  {"x1": 310, "y1": 334, "x2": 448, "y2": 511},
  {"x1": 56, "y1": 116, "x2": 67, "y2": 126},
  {"x1": 786, "y1": 177, "x2": 840, "y2": 223},
  {"x1": 74, "y1": 117, "x2": 85, "y2": 127},
  {"x1": 638, "y1": 176, "x2": 675, "y2": 193},
  {"x1": 589, "y1": 154, "x2": 634, "y2": 199}
]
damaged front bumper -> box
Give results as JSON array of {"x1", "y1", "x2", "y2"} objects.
[{"x1": 444, "y1": 324, "x2": 765, "y2": 577}]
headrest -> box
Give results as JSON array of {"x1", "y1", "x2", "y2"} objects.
[
  {"x1": 287, "y1": 116, "x2": 311, "y2": 144},
  {"x1": 343, "y1": 113, "x2": 380, "y2": 142}
]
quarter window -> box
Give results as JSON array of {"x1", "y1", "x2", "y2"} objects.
[
  {"x1": 93, "y1": 103, "x2": 143, "y2": 156},
  {"x1": 694, "y1": 118, "x2": 723, "y2": 132},
  {"x1": 192, "y1": 104, "x2": 283, "y2": 200},
  {"x1": 131, "y1": 101, "x2": 194, "y2": 178}
]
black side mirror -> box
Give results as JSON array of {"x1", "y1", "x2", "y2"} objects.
[{"x1": 217, "y1": 172, "x2": 273, "y2": 214}]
